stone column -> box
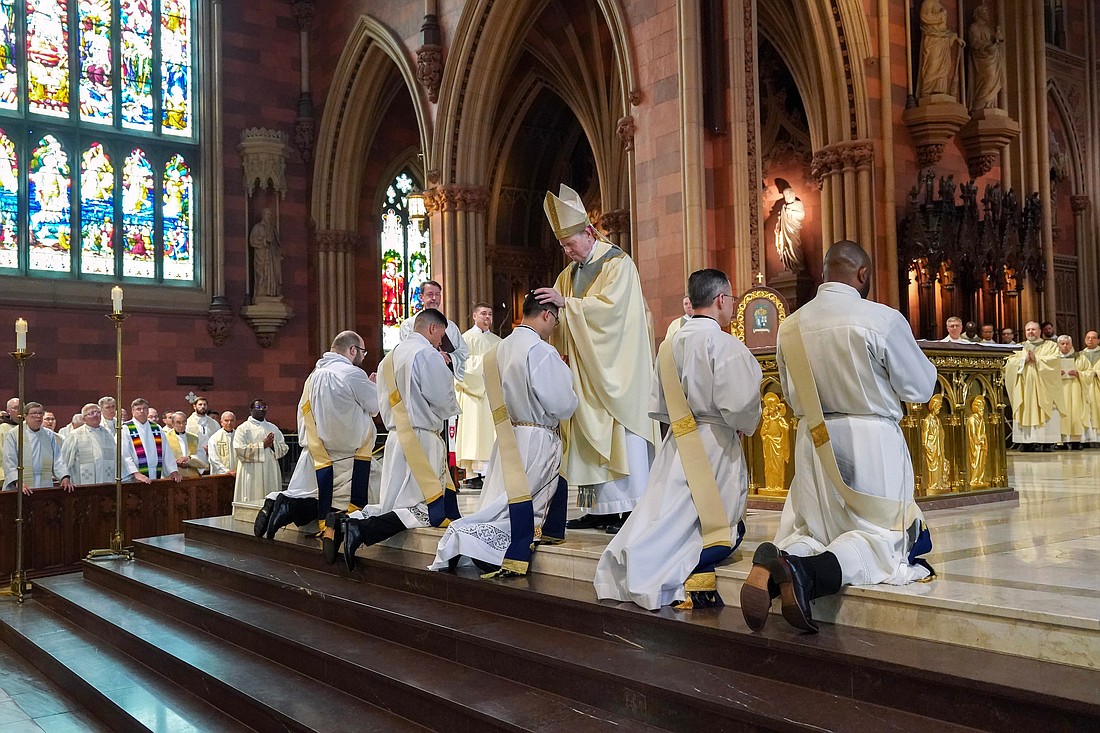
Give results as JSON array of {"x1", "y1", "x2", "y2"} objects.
[
  {"x1": 677, "y1": 0, "x2": 708, "y2": 278},
  {"x1": 313, "y1": 230, "x2": 362, "y2": 354},
  {"x1": 812, "y1": 141, "x2": 874, "y2": 252},
  {"x1": 1071, "y1": 195, "x2": 1093, "y2": 328},
  {"x1": 425, "y1": 185, "x2": 489, "y2": 326},
  {"x1": 599, "y1": 209, "x2": 631, "y2": 250}
]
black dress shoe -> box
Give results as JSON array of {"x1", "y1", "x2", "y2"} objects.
[
  {"x1": 265, "y1": 493, "x2": 293, "y2": 540},
  {"x1": 253, "y1": 498, "x2": 275, "y2": 537},
  {"x1": 768, "y1": 555, "x2": 818, "y2": 633},
  {"x1": 740, "y1": 542, "x2": 780, "y2": 632},
  {"x1": 322, "y1": 510, "x2": 344, "y2": 564},
  {"x1": 565, "y1": 513, "x2": 612, "y2": 530},
  {"x1": 604, "y1": 512, "x2": 631, "y2": 534},
  {"x1": 342, "y1": 516, "x2": 363, "y2": 572}
]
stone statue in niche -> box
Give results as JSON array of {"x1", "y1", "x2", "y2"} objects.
[
  {"x1": 773, "y1": 179, "x2": 806, "y2": 273},
  {"x1": 249, "y1": 208, "x2": 283, "y2": 298},
  {"x1": 967, "y1": 3, "x2": 1005, "y2": 113},
  {"x1": 917, "y1": 0, "x2": 964, "y2": 99}
]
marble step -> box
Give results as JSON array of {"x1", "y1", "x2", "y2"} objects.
[
  {"x1": 0, "y1": 595, "x2": 255, "y2": 733},
  {"x1": 176, "y1": 518, "x2": 1100, "y2": 732},
  {"x1": 81, "y1": 554, "x2": 662, "y2": 733},
  {"x1": 126, "y1": 534, "x2": 972, "y2": 733},
  {"x1": 29, "y1": 573, "x2": 429, "y2": 733}
]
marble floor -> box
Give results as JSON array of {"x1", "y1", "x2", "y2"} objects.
[
  {"x1": 0, "y1": 639, "x2": 111, "y2": 733},
  {"x1": 444, "y1": 449, "x2": 1100, "y2": 668}
]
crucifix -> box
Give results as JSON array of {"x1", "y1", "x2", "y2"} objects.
[{"x1": 755, "y1": 272, "x2": 765, "y2": 285}]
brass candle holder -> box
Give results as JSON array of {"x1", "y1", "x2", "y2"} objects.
[{"x1": 2, "y1": 349, "x2": 33, "y2": 602}]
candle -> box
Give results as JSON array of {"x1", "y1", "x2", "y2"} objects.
[
  {"x1": 15, "y1": 318, "x2": 26, "y2": 351},
  {"x1": 111, "y1": 286, "x2": 123, "y2": 313}
]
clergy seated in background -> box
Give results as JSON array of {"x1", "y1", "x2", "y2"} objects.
[
  {"x1": 2, "y1": 402, "x2": 73, "y2": 494},
  {"x1": 454, "y1": 302, "x2": 502, "y2": 490},
  {"x1": 536, "y1": 183, "x2": 658, "y2": 535},
  {"x1": 939, "y1": 316, "x2": 969, "y2": 343},
  {"x1": 963, "y1": 321, "x2": 980, "y2": 342},
  {"x1": 430, "y1": 293, "x2": 578, "y2": 577},
  {"x1": 60, "y1": 403, "x2": 117, "y2": 485},
  {"x1": 256, "y1": 331, "x2": 378, "y2": 542},
  {"x1": 121, "y1": 398, "x2": 181, "y2": 483},
  {"x1": 233, "y1": 400, "x2": 289, "y2": 504},
  {"x1": 165, "y1": 411, "x2": 208, "y2": 479},
  {"x1": 979, "y1": 323, "x2": 997, "y2": 345},
  {"x1": 1005, "y1": 321, "x2": 1063, "y2": 452},
  {"x1": 330, "y1": 310, "x2": 461, "y2": 571},
  {"x1": 664, "y1": 295, "x2": 694, "y2": 341},
  {"x1": 741, "y1": 241, "x2": 937, "y2": 634},
  {"x1": 1000, "y1": 327, "x2": 1017, "y2": 346},
  {"x1": 1081, "y1": 331, "x2": 1100, "y2": 446},
  {"x1": 1056, "y1": 336, "x2": 1088, "y2": 450},
  {"x1": 595, "y1": 269, "x2": 762, "y2": 610},
  {"x1": 207, "y1": 412, "x2": 238, "y2": 476}
]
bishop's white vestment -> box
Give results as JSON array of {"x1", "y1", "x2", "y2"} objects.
[
  {"x1": 773, "y1": 282, "x2": 937, "y2": 587},
  {"x1": 60, "y1": 424, "x2": 117, "y2": 485},
  {"x1": 594, "y1": 317, "x2": 762, "y2": 609},
  {"x1": 234, "y1": 417, "x2": 289, "y2": 504}
]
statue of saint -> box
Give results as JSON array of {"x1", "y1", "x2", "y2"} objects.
[
  {"x1": 917, "y1": 0, "x2": 963, "y2": 99},
  {"x1": 249, "y1": 208, "x2": 282, "y2": 298},
  {"x1": 760, "y1": 392, "x2": 790, "y2": 492},
  {"x1": 922, "y1": 393, "x2": 951, "y2": 494},
  {"x1": 967, "y1": 395, "x2": 989, "y2": 487},
  {"x1": 774, "y1": 185, "x2": 806, "y2": 273},
  {"x1": 967, "y1": 4, "x2": 1004, "y2": 113}
]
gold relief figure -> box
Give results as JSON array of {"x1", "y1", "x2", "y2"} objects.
[
  {"x1": 922, "y1": 393, "x2": 950, "y2": 494},
  {"x1": 761, "y1": 393, "x2": 790, "y2": 491},
  {"x1": 967, "y1": 395, "x2": 989, "y2": 488}
]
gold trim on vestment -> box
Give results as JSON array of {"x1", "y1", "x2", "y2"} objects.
[
  {"x1": 684, "y1": 571, "x2": 717, "y2": 592},
  {"x1": 811, "y1": 422, "x2": 830, "y2": 447},
  {"x1": 671, "y1": 415, "x2": 697, "y2": 437}
]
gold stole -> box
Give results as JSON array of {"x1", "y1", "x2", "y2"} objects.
[
  {"x1": 482, "y1": 345, "x2": 532, "y2": 504},
  {"x1": 381, "y1": 352, "x2": 453, "y2": 505},
  {"x1": 299, "y1": 374, "x2": 373, "y2": 468}
]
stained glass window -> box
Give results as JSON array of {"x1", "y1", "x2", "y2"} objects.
[
  {"x1": 0, "y1": 1, "x2": 199, "y2": 285},
  {"x1": 381, "y1": 170, "x2": 431, "y2": 353}
]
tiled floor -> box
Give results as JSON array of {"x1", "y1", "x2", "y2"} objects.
[{"x1": 0, "y1": 640, "x2": 110, "y2": 733}]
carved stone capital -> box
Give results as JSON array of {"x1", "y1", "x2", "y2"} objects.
[
  {"x1": 313, "y1": 229, "x2": 362, "y2": 254},
  {"x1": 616, "y1": 115, "x2": 636, "y2": 152},
  {"x1": 425, "y1": 185, "x2": 489, "y2": 213},
  {"x1": 966, "y1": 153, "x2": 998, "y2": 180},
  {"x1": 599, "y1": 208, "x2": 631, "y2": 236},
  {"x1": 238, "y1": 128, "x2": 290, "y2": 197},
  {"x1": 629, "y1": 90, "x2": 643, "y2": 106},
  {"x1": 959, "y1": 109, "x2": 1020, "y2": 179},
  {"x1": 241, "y1": 297, "x2": 294, "y2": 349},
  {"x1": 902, "y1": 100, "x2": 970, "y2": 169},
  {"x1": 1071, "y1": 195, "x2": 1089, "y2": 213},
  {"x1": 206, "y1": 300, "x2": 234, "y2": 347},
  {"x1": 416, "y1": 44, "x2": 444, "y2": 104}
]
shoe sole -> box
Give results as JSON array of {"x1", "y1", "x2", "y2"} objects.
[
  {"x1": 253, "y1": 500, "x2": 273, "y2": 538},
  {"x1": 740, "y1": 543, "x2": 779, "y2": 632},
  {"x1": 321, "y1": 512, "x2": 342, "y2": 565},
  {"x1": 771, "y1": 558, "x2": 819, "y2": 633}
]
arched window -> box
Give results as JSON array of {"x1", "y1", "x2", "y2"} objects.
[
  {"x1": 0, "y1": 0, "x2": 198, "y2": 284},
  {"x1": 380, "y1": 169, "x2": 430, "y2": 352}
]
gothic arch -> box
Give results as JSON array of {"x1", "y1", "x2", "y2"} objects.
[
  {"x1": 311, "y1": 15, "x2": 432, "y2": 232},
  {"x1": 1047, "y1": 80, "x2": 1085, "y2": 195}
]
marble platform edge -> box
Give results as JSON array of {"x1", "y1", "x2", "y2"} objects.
[{"x1": 748, "y1": 487, "x2": 1018, "y2": 513}]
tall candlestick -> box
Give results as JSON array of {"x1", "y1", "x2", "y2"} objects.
[
  {"x1": 111, "y1": 286, "x2": 123, "y2": 313},
  {"x1": 15, "y1": 318, "x2": 26, "y2": 351}
]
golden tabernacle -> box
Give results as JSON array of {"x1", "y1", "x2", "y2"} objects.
[{"x1": 743, "y1": 343, "x2": 1013, "y2": 502}]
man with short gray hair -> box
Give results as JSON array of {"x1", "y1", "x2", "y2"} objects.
[
  {"x1": 61, "y1": 403, "x2": 116, "y2": 485},
  {"x1": 3, "y1": 402, "x2": 72, "y2": 493}
]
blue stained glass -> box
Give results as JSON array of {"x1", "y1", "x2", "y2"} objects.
[
  {"x1": 120, "y1": 0, "x2": 153, "y2": 130},
  {"x1": 0, "y1": 130, "x2": 16, "y2": 269},
  {"x1": 162, "y1": 153, "x2": 192, "y2": 280},
  {"x1": 160, "y1": 0, "x2": 191, "y2": 136},
  {"x1": 122, "y1": 148, "x2": 154, "y2": 277},
  {"x1": 26, "y1": 0, "x2": 70, "y2": 117},
  {"x1": 28, "y1": 135, "x2": 72, "y2": 272},
  {"x1": 79, "y1": 0, "x2": 114, "y2": 124},
  {"x1": 80, "y1": 142, "x2": 114, "y2": 275}
]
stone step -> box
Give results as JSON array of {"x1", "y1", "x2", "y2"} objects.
[
  {"x1": 29, "y1": 573, "x2": 429, "y2": 733},
  {"x1": 128, "y1": 533, "x2": 971, "y2": 733},
  {"x1": 180, "y1": 516, "x2": 1100, "y2": 732},
  {"x1": 0, "y1": 594, "x2": 255, "y2": 733}
]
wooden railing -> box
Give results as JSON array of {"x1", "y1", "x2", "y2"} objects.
[{"x1": 1, "y1": 475, "x2": 235, "y2": 579}]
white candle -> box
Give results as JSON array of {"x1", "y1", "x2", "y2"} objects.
[
  {"x1": 15, "y1": 318, "x2": 26, "y2": 351},
  {"x1": 111, "y1": 286, "x2": 123, "y2": 313}
]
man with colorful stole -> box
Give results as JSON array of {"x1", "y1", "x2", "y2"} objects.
[
  {"x1": 535, "y1": 183, "x2": 658, "y2": 535},
  {"x1": 741, "y1": 242, "x2": 937, "y2": 634},
  {"x1": 430, "y1": 293, "x2": 578, "y2": 576},
  {"x1": 257, "y1": 331, "x2": 378, "y2": 541},
  {"x1": 2, "y1": 402, "x2": 73, "y2": 493},
  {"x1": 1080, "y1": 330, "x2": 1100, "y2": 445},
  {"x1": 206, "y1": 411, "x2": 238, "y2": 476},
  {"x1": 165, "y1": 411, "x2": 208, "y2": 479},
  {"x1": 594, "y1": 269, "x2": 762, "y2": 610},
  {"x1": 333, "y1": 309, "x2": 460, "y2": 570},
  {"x1": 1004, "y1": 321, "x2": 1063, "y2": 452},
  {"x1": 234, "y1": 399, "x2": 289, "y2": 504},
  {"x1": 1055, "y1": 335, "x2": 1088, "y2": 450},
  {"x1": 454, "y1": 302, "x2": 502, "y2": 489},
  {"x1": 121, "y1": 398, "x2": 181, "y2": 483},
  {"x1": 61, "y1": 403, "x2": 116, "y2": 485}
]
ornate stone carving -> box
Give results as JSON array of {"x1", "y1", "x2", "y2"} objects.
[
  {"x1": 629, "y1": 89, "x2": 643, "y2": 106},
  {"x1": 902, "y1": 100, "x2": 969, "y2": 169},
  {"x1": 959, "y1": 108, "x2": 1020, "y2": 179},
  {"x1": 294, "y1": 92, "x2": 315, "y2": 163},
  {"x1": 599, "y1": 209, "x2": 630, "y2": 236},
  {"x1": 238, "y1": 128, "x2": 290, "y2": 197},
  {"x1": 241, "y1": 297, "x2": 294, "y2": 349},
  {"x1": 425, "y1": 185, "x2": 490, "y2": 213},
  {"x1": 206, "y1": 300, "x2": 234, "y2": 347},
  {"x1": 616, "y1": 115, "x2": 636, "y2": 152},
  {"x1": 291, "y1": 0, "x2": 314, "y2": 30},
  {"x1": 1071, "y1": 195, "x2": 1089, "y2": 213},
  {"x1": 966, "y1": 153, "x2": 998, "y2": 179},
  {"x1": 415, "y1": 12, "x2": 444, "y2": 103},
  {"x1": 313, "y1": 229, "x2": 362, "y2": 254},
  {"x1": 810, "y1": 140, "x2": 874, "y2": 183}
]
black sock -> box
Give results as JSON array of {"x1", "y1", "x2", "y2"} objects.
[
  {"x1": 790, "y1": 551, "x2": 843, "y2": 600},
  {"x1": 355, "y1": 511, "x2": 407, "y2": 546}
]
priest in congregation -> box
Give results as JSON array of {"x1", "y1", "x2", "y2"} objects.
[
  {"x1": 2, "y1": 402, "x2": 72, "y2": 493},
  {"x1": 535, "y1": 184, "x2": 658, "y2": 535},
  {"x1": 206, "y1": 411, "x2": 238, "y2": 476},
  {"x1": 1004, "y1": 321, "x2": 1063, "y2": 452},
  {"x1": 1081, "y1": 330, "x2": 1100, "y2": 445},
  {"x1": 430, "y1": 292, "x2": 578, "y2": 577},
  {"x1": 234, "y1": 400, "x2": 289, "y2": 503},
  {"x1": 1056, "y1": 335, "x2": 1088, "y2": 450},
  {"x1": 453, "y1": 302, "x2": 501, "y2": 490},
  {"x1": 60, "y1": 403, "x2": 117, "y2": 485},
  {"x1": 594, "y1": 268, "x2": 761, "y2": 610}
]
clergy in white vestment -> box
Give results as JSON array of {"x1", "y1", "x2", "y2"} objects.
[
  {"x1": 206, "y1": 412, "x2": 238, "y2": 476},
  {"x1": 398, "y1": 280, "x2": 470, "y2": 380},
  {"x1": 1005, "y1": 321, "x2": 1063, "y2": 451},
  {"x1": 431, "y1": 293, "x2": 578, "y2": 576},
  {"x1": 595, "y1": 269, "x2": 762, "y2": 610},
  {"x1": 1080, "y1": 330, "x2": 1100, "y2": 443},
  {"x1": 58, "y1": 413, "x2": 83, "y2": 440},
  {"x1": 0, "y1": 397, "x2": 19, "y2": 485},
  {"x1": 336, "y1": 310, "x2": 460, "y2": 570},
  {"x1": 938, "y1": 316, "x2": 970, "y2": 343},
  {"x1": 535, "y1": 184, "x2": 658, "y2": 535},
  {"x1": 165, "y1": 411, "x2": 208, "y2": 479},
  {"x1": 1056, "y1": 335, "x2": 1088, "y2": 449},
  {"x1": 98, "y1": 396, "x2": 118, "y2": 435},
  {"x1": 663, "y1": 295, "x2": 695, "y2": 341},
  {"x1": 258, "y1": 331, "x2": 378, "y2": 541},
  {"x1": 60, "y1": 403, "x2": 117, "y2": 485},
  {"x1": 121, "y1": 398, "x2": 181, "y2": 483},
  {"x1": 2, "y1": 402, "x2": 73, "y2": 493},
  {"x1": 454, "y1": 302, "x2": 502, "y2": 482},
  {"x1": 186, "y1": 396, "x2": 219, "y2": 450},
  {"x1": 234, "y1": 400, "x2": 289, "y2": 504},
  {"x1": 742, "y1": 241, "x2": 937, "y2": 635}
]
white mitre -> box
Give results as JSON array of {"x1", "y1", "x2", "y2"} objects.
[{"x1": 543, "y1": 184, "x2": 591, "y2": 240}]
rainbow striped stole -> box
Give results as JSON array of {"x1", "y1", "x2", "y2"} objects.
[{"x1": 127, "y1": 421, "x2": 164, "y2": 477}]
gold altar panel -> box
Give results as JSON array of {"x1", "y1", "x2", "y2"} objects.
[{"x1": 744, "y1": 344, "x2": 1010, "y2": 501}]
